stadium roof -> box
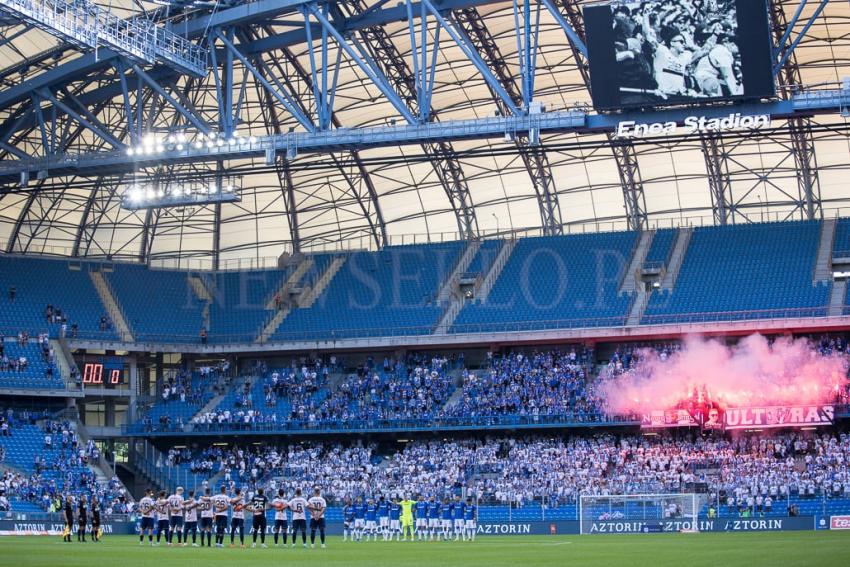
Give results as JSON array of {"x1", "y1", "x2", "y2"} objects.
[{"x1": 0, "y1": 0, "x2": 849, "y2": 269}]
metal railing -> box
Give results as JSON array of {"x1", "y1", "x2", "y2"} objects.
[
  {"x1": 125, "y1": 412, "x2": 640, "y2": 436},
  {"x1": 132, "y1": 440, "x2": 208, "y2": 491},
  {"x1": 54, "y1": 305, "x2": 846, "y2": 347},
  {"x1": 0, "y1": 0, "x2": 206, "y2": 76},
  {"x1": 4, "y1": 209, "x2": 850, "y2": 264},
  {"x1": 125, "y1": 403, "x2": 850, "y2": 437}
]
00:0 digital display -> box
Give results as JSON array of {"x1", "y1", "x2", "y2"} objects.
[{"x1": 82, "y1": 363, "x2": 121, "y2": 385}]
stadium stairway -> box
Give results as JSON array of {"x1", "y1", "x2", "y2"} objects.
[
  {"x1": 297, "y1": 255, "x2": 347, "y2": 308},
  {"x1": 434, "y1": 240, "x2": 483, "y2": 335},
  {"x1": 619, "y1": 230, "x2": 654, "y2": 295},
  {"x1": 191, "y1": 391, "x2": 228, "y2": 423},
  {"x1": 89, "y1": 270, "x2": 134, "y2": 341},
  {"x1": 265, "y1": 256, "x2": 315, "y2": 309},
  {"x1": 660, "y1": 226, "x2": 693, "y2": 290},
  {"x1": 622, "y1": 230, "x2": 656, "y2": 326},
  {"x1": 73, "y1": 419, "x2": 135, "y2": 504},
  {"x1": 626, "y1": 286, "x2": 649, "y2": 327},
  {"x1": 441, "y1": 382, "x2": 468, "y2": 412},
  {"x1": 829, "y1": 279, "x2": 847, "y2": 316},
  {"x1": 256, "y1": 257, "x2": 317, "y2": 343},
  {"x1": 186, "y1": 273, "x2": 213, "y2": 331},
  {"x1": 813, "y1": 217, "x2": 836, "y2": 285},
  {"x1": 131, "y1": 440, "x2": 209, "y2": 493},
  {"x1": 49, "y1": 338, "x2": 76, "y2": 389},
  {"x1": 476, "y1": 239, "x2": 517, "y2": 304}
]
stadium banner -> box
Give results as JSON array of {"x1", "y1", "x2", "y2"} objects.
[
  {"x1": 0, "y1": 517, "x2": 818, "y2": 536},
  {"x1": 829, "y1": 516, "x2": 850, "y2": 530},
  {"x1": 641, "y1": 409, "x2": 699, "y2": 429},
  {"x1": 320, "y1": 522, "x2": 578, "y2": 536},
  {"x1": 584, "y1": 516, "x2": 815, "y2": 534},
  {"x1": 723, "y1": 405, "x2": 834, "y2": 430},
  {"x1": 0, "y1": 519, "x2": 137, "y2": 536}
]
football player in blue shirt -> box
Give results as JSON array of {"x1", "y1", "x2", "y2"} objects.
[
  {"x1": 365, "y1": 499, "x2": 378, "y2": 541},
  {"x1": 463, "y1": 497, "x2": 477, "y2": 541},
  {"x1": 427, "y1": 496, "x2": 440, "y2": 541},
  {"x1": 453, "y1": 496, "x2": 465, "y2": 541},
  {"x1": 353, "y1": 497, "x2": 366, "y2": 542},
  {"x1": 414, "y1": 495, "x2": 428, "y2": 540},
  {"x1": 377, "y1": 496, "x2": 390, "y2": 541},
  {"x1": 440, "y1": 498, "x2": 453, "y2": 541},
  {"x1": 389, "y1": 499, "x2": 402, "y2": 541}
]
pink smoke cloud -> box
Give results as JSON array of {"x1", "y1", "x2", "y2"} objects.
[{"x1": 598, "y1": 334, "x2": 848, "y2": 415}]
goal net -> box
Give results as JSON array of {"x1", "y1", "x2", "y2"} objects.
[{"x1": 579, "y1": 494, "x2": 699, "y2": 534}]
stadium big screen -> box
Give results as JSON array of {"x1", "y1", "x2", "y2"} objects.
[{"x1": 584, "y1": 0, "x2": 775, "y2": 110}]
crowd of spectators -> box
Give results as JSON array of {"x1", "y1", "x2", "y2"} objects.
[
  {"x1": 141, "y1": 361, "x2": 233, "y2": 431},
  {"x1": 0, "y1": 412, "x2": 130, "y2": 515},
  {"x1": 150, "y1": 337, "x2": 850, "y2": 434},
  {"x1": 157, "y1": 431, "x2": 850, "y2": 517},
  {"x1": 445, "y1": 349, "x2": 600, "y2": 420},
  {"x1": 191, "y1": 353, "x2": 459, "y2": 429},
  {"x1": 0, "y1": 333, "x2": 60, "y2": 382},
  {"x1": 310, "y1": 353, "x2": 456, "y2": 422}
]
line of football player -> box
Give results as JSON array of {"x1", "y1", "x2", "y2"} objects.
[{"x1": 135, "y1": 485, "x2": 327, "y2": 548}]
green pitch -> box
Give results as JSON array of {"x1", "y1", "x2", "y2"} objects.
[{"x1": 2, "y1": 532, "x2": 847, "y2": 567}]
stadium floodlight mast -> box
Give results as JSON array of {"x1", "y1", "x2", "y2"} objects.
[{"x1": 121, "y1": 174, "x2": 243, "y2": 210}]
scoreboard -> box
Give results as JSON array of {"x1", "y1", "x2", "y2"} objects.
[{"x1": 80, "y1": 356, "x2": 126, "y2": 387}]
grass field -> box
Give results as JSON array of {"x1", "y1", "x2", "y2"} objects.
[{"x1": 2, "y1": 532, "x2": 848, "y2": 567}]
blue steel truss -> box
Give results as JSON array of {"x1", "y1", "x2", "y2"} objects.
[
  {"x1": 0, "y1": 0, "x2": 207, "y2": 76},
  {"x1": 0, "y1": 90, "x2": 848, "y2": 184},
  {"x1": 0, "y1": 0, "x2": 842, "y2": 249}
]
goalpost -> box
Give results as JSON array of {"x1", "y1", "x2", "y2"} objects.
[{"x1": 579, "y1": 494, "x2": 699, "y2": 534}]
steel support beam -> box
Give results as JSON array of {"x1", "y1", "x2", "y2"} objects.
[
  {"x1": 277, "y1": 160, "x2": 301, "y2": 253},
  {"x1": 345, "y1": 0, "x2": 478, "y2": 239},
  {"x1": 249, "y1": 24, "x2": 387, "y2": 249},
  {"x1": 305, "y1": 3, "x2": 417, "y2": 125},
  {"x1": 554, "y1": 0, "x2": 647, "y2": 232},
  {"x1": 453, "y1": 6, "x2": 562, "y2": 235},
  {"x1": 612, "y1": 142, "x2": 647, "y2": 232},
  {"x1": 3, "y1": 94, "x2": 849, "y2": 183},
  {"x1": 35, "y1": 88, "x2": 124, "y2": 149},
  {"x1": 770, "y1": 0, "x2": 821, "y2": 220},
  {"x1": 699, "y1": 133, "x2": 734, "y2": 225},
  {"x1": 214, "y1": 29, "x2": 316, "y2": 132}
]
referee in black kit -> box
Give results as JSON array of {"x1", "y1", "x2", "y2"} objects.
[
  {"x1": 63, "y1": 495, "x2": 74, "y2": 542},
  {"x1": 77, "y1": 494, "x2": 88, "y2": 542}
]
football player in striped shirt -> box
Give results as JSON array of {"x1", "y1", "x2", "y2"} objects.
[
  {"x1": 229, "y1": 487, "x2": 246, "y2": 548},
  {"x1": 389, "y1": 498, "x2": 402, "y2": 541},
  {"x1": 199, "y1": 488, "x2": 214, "y2": 547},
  {"x1": 138, "y1": 489, "x2": 155, "y2": 546},
  {"x1": 377, "y1": 496, "x2": 390, "y2": 541},
  {"x1": 307, "y1": 487, "x2": 327, "y2": 549},
  {"x1": 288, "y1": 488, "x2": 310, "y2": 548},
  {"x1": 353, "y1": 496, "x2": 366, "y2": 542},
  {"x1": 427, "y1": 496, "x2": 440, "y2": 541},
  {"x1": 272, "y1": 489, "x2": 289, "y2": 546},
  {"x1": 452, "y1": 495, "x2": 465, "y2": 541},
  {"x1": 211, "y1": 486, "x2": 230, "y2": 548},
  {"x1": 184, "y1": 490, "x2": 199, "y2": 547},
  {"x1": 342, "y1": 498, "x2": 355, "y2": 542},
  {"x1": 166, "y1": 487, "x2": 185, "y2": 546},
  {"x1": 155, "y1": 491, "x2": 170, "y2": 545},
  {"x1": 365, "y1": 499, "x2": 378, "y2": 541}
]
